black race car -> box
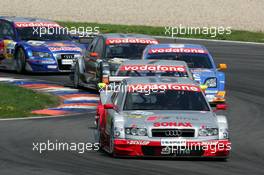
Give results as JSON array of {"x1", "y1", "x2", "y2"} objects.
[{"x1": 70, "y1": 33, "x2": 158, "y2": 89}]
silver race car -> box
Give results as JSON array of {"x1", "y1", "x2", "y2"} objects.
[{"x1": 96, "y1": 77, "x2": 231, "y2": 159}]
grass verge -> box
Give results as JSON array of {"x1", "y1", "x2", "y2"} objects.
[
  {"x1": 0, "y1": 83, "x2": 59, "y2": 118},
  {"x1": 59, "y1": 21, "x2": 264, "y2": 43}
]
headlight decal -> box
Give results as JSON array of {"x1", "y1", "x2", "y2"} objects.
[
  {"x1": 32, "y1": 51, "x2": 53, "y2": 58},
  {"x1": 125, "y1": 127, "x2": 147, "y2": 136},
  {"x1": 198, "y1": 128, "x2": 218, "y2": 136}
]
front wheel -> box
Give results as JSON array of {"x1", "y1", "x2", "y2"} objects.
[
  {"x1": 15, "y1": 48, "x2": 26, "y2": 73},
  {"x1": 109, "y1": 124, "x2": 116, "y2": 156}
]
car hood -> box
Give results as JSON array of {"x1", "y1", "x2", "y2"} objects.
[
  {"x1": 121, "y1": 110, "x2": 218, "y2": 129},
  {"x1": 108, "y1": 58, "x2": 130, "y2": 75},
  {"x1": 190, "y1": 68, "x2": 216, "y2": 84},
  {"x1": 24, "y1": 40, "x2": 84, "y2": 54}
]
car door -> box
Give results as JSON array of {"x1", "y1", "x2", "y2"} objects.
[
  {"x1": 105, "y1": 90, "x2": 124, "y2": 135},
  {"x1": 0, "y1": 20, "x2": 16, "y2": 68},
  {"x1": 85, "y1": 37, "x2": 104, "y2": 86},
  {"x1": 83, "y1": 37, "x2": 98, "y2": 85}
]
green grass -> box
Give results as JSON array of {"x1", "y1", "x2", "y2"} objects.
[
  {"x1": 59, "y1": 21, "x2": 264, "y2": 43},
  {"x1": 0, "y1": 83, "x2": 59, "y2": 118}
]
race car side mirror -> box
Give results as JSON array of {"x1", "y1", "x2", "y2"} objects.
[
  {"x1": 90, "y1": 52, "x2": 99, "y2": 58},
  {"x1": 215, "y1": 104, "x2": 228, "y2": 110},
  {"x1": 218, "y1": 63, "x2": 227, "y2": 71},
  {"x1": 104, "y1": 103, "x2": 114, "y2": 109},
  {"x1": 200, "y1": 84, "x2": 208, "y2": 91}
]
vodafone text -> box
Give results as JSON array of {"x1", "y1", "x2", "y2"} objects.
[
  {"x1": 119, "y1": 65, "x2": 186, "y2": 72},
  {"x1": 106, "y1": 38, "x2": 158, "y2": 45},
  {"x1": 100, "y1": 83, "x2": 200, "y2": 95}
]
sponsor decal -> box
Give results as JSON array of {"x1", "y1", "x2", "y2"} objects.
[
  {"x1": 47, "y1": 43, "x2": 75, "y2": 47},
  {"x1": 106, "y1": 38, "x2": 158, "y2": 45},
  {"x1": 201, "y1": 141, "x2": 219, "y2": 145},
  {"x1": 192, "y1": 73, "x2": 201, "y2": 81},
  {"x1": 130, "y1": 124, "x2": 137, "y2": 128},
  {"x1": 41, "y1": 60, "x2": 56, "y2": 64},
  {"x1": 146, "y1": 116, "x2": 160, "y2": 122},
  {"x1": 27, "y1": 40, "x2": 45, "y2": 46},
  {"x1": 127, "y1": 140, "x2": 150, "y2": 145},
  {"x1": 128, "y1": 115, "x2": 143, "y2": 119},
  {"x1": 191, "y1": 68, "x2": 212, "y2": 72},
  {"x1": 47, "y1": 65, "x2": 57, "y2": 69},
  {"x1": 119, "y1": 65, "x2": 186, "y2": 72},
  {"x1": 153, "y1": 122, "x2": 192, "y2": 127},
  {"x1": 161, "y1": 139, "x2": 187, "y2": 146},
  {"x1": 128, "y1": 84, "x2": 200, "y2": 92},
  {"x1": 149, "y1": 48, "x2": 207, "y2": 54},
  {"x1": 130, "y1": 111, "x2": 154, "y2": 115},
  {"x1": 61, "y1": 59, "x2": 74, "y2": 65},
  {"x1": 48, "y1": 47, "x2": 82, "y2": 52},
  {"x1": 2, "y1": 40, "x2": 16, "y2": 59},
  {"x1": 15, "y1": 22, "x2": 61, "y2": 28}
]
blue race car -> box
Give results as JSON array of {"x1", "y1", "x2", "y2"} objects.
[
  {"x1": 142, "y1": 43, "x2": 227, "y2": 104},
  {"x1": 0, "y1": 16, "x2": 85, "y2": 73}
]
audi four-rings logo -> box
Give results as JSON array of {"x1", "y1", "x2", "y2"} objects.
[{"x1": 165, "y1": 130, "x2": 182, "y2": 137}]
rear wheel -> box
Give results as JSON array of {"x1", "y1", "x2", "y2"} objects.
[{"x1": 15, "y1": 48, "x2": 26, "y2": 73}]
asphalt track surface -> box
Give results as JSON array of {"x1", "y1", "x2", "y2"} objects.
[{"x1": 0, "y1": 38, "x2": 264, "y2": 175}]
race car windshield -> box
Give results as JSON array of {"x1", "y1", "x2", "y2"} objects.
[
  {"x1": 117, "y1": 70, "x2": 189, "y2": 77},
  {"x1": 123, "y1": 90, "x2": 210, "y2": 111},
  {"x1": 147, "y1": 53, "x2": 213, "y2": 69},
  {"x1": 106, "y1": 44, "x2": 147, "y2": 59},
  {"x1": 17, "y1": 27, "x2": 73, "y2": 41}
]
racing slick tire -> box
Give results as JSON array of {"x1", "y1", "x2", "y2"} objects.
[
  {"x1": 73, "y1": 62, "x2": 80, "y2": 88},
  {"x1": 15, "y1": 48, "x2": 26, "y2": 73}
]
